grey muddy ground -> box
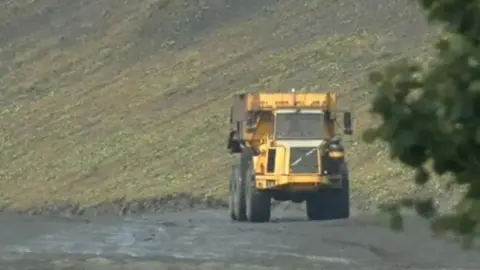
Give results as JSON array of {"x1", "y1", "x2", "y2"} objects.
[{"x1": 0, "y1": 204, "x2": 479, "y2": 270}]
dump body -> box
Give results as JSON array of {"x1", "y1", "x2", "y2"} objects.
[{"x1": 227, "y1": 91, "x2": 350, "y2": 192}]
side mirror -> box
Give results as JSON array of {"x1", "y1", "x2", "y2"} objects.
[{"x1": 343, "y1": 112, "x2": 353, "y2": 135}]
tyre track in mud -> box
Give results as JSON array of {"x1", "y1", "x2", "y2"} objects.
[{"x1": 0, "y1": 203, "x2": 478, "y2": 270}]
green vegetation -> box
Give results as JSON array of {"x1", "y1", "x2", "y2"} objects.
[{"x1": 365, "y1": 0, "x2": 480, "y2": 248}]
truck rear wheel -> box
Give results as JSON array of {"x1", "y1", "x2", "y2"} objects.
[
  {"x1": 242, "y1": 148, "x2": 271, "y2": 222},
  {"x1": 228, "y1": 165, "x2": 236, "y2": 220},
  {"x1": 306, "y1": 162, "x2": 350, "y2": 220},
  {"x1": 230, "y1": 155, "x2": 246, "y2": 221}
]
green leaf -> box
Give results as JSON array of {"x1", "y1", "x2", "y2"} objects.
[
  {"x1": 435, "y1": 38, "x2": 450, "y2": 53},
  {"x1": 362, "y1": 128, "x2": 379, "y2": 143},
  {"x1": 414, "y1": 198, "x2": 436, "y2": 219},
  {"x1": 414, "y1": 167, "x2": 430, "y2": 185},
  {"x1": 390, "y1": 211, "x2": 404, "y2": 232},
  {"x1": 399, "y1": 197, "x2": 415, "y2": 208},
  {"x1": 369, "y1": 71, "x2": 384, "y2": 84}
]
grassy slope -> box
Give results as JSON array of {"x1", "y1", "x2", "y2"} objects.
[{"x1": 0, "y1": 0, "x2": 450, "y2": 211}]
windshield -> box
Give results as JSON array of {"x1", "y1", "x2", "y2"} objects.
[{"x1": 274, "y1": 112, "x2": 325, "y2": 140}]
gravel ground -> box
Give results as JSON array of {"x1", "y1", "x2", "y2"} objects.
[{"x1": 0, "y1": 204, "x2": 478, "y2": 270}]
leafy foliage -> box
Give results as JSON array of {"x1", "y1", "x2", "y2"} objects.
[{"x1": 364, "y1": 0, "x2": 480, "y2": 248}]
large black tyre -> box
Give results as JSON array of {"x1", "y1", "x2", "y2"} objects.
[
  {"x1": 231, "y1": 155, "x2": 246, "y2": 221},
  {"x1": 242, "y1": 148, "x2": 271, "y2": 222},
  {"x1": 329, "y1": 162, "x2": 350, "y2": 219},
  {"x1": 306, "y1": 162, "x2": 350, "y2": 220},
  {"x1": 306, "y1": 194, "x2": 327, "y2": 221}
]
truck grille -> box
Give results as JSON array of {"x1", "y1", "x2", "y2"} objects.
[{"x1": 289, "y1": 147, "x2": 319, "y2": 173}]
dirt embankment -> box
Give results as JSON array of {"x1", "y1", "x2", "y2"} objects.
[
  {"x1": 0, "y1": 191, "x2": 372, "y2": 217},
  {"x1": 1, "y1": 194, "x2": 227, "y2": 217}
]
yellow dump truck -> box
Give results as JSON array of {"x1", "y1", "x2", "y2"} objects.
[{"x1": 227, "y1": 90, "x2": 353, "y2": 222}]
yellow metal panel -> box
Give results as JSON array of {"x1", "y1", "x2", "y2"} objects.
[
  {"x1": 285, "y1": 146, "x2": 290, "y2": 174},
  {"x1": 328, "y1": 151, "x2": 344, "y2": 158},
  {"x1": 317, "y1": 148, "x2": 322, "y2": 174},
  {"x1": 245, "y1": 92, "x2": 337, "y2": 110},
  {"x1": 253, "y1": 155, "x2": 261, "y2": 174},
  {"x1": 274, "y1": 146, "x2": 286, "y2": 175},
  {"x1": 251, "y1": 116, "x2": 273, "y2": 140},
  {"x1": 255, "y1": 175, "x2": 330, "y2": 190}
]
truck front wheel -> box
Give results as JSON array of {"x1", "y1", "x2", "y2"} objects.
[
  {"x1": 306, "y1": 194, "x2": 327, "y2": 220},
  {"x1": 306, "y1": 162, "x2": 350, "y2": 220}
]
